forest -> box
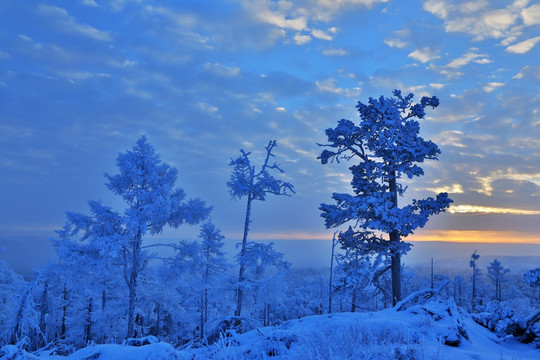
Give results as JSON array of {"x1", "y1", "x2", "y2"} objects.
[{"x1": 1, "y1": 91, "x2": 539, "y2": 359}]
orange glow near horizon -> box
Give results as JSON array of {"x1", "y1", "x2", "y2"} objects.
[
  {"x1": 250, "y1": 230, "x2": 540, "y2": 244},
  {"x1": 408, "y1": 230, "x2": 540, "y2": 244}
]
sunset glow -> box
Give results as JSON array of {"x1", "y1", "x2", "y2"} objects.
[{"x1": 408, "y1": 230, "x2": 540, "y2": 244}]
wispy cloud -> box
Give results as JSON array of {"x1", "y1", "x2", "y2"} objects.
[
  {"x1": 506, "y1": 36, "x2": 540, "y2": 54},
  {"x1": 315, "y1": 78, "x2": 361, "y2": 97},
  {"x1": 482, "y1": 82, "x2": 505, "y2": 93},
  {"x1": 422, "y1": 0, "x2": 525, "y2": 44},
  {"x1": 384, "y1": 38, "x2": 408, "y2": 48},
  {"x1": 37, "y1": 5, "x2": 112, "y2": 41},
  {"x1": 197, "y1": 102, "x2": 219, "y2": 114},
  {"x1": 323, "y1": 48, "x2": 348, "y2": 56},
  {"x1": 408, "y1": 47, "x2": 441, "y2": 63},
  {"x1": 311, "y1": 29, "x2": 333, "y2": 40},
  {"x1": 521, "y1": 4, "x2": 540, "y2": 26},
  {"x1": 445, "y1": 48, "x2": 491, "y2": 68},
  {"x1": 474, "y1": 170, "x2": 540, "y2": 196},
  {"x1": 434, "y1": 130, "x2": 467, "y2": 148},
  {"x1": 203, "y1": 62, "x2": 241, "y2": 77},
  {"x1": 423, "y1": 183, "x2": 464, "y2": 194},
  {"x1": 293, "y1": 33, "x2": 312, "y2": 45}
]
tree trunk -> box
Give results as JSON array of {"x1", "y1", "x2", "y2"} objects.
[
  {"x1": 155, "y1": 303, "x2": 161, "y2": 338},
  {"x1": 458, "y1": 278, "x2": 462, "y2": 306},
  {"x1": 38, "y1": 281, "x2": 49, "y2": 344},
  {"x1": 351, "y1": 288, "x2": 357, "y2": 312},
  {"x1": 200, "y1": 292, "x2": 205, "y2": 339},
  {"x1": 389, "y1": 174, "x2": 401, "y2": 306},
  {"x1": 61, "y1": 284, "x2": 67, "y2": 339},
  {"x1": 263, "y1": 302, "x2": 267, "y2": 326},
  {"x1": 102, "y1": 289, "x2": 106, "y2": 311},
  {"x1": 471, "y1": 269, "x2": 476, "y2": 311},
  {"x1": 204, "y1": 288, "x2": 208, "y2": 325},
  {"x1": 235, "y1": 195, "x2": 252, "y2": 317},
  {"x1": 201, "y1": 246, "x2": 210, "y2": 338},
  {"x1": 127, "y1": 230, "x2": 142, "y2": 338},
  {"x1": 431, "y1": 258, "x2": 434, "y2": 290},
  {"x1": 85, "y1": 297, "x2": 93, "y2": 343},
  {"x1": 328, "y1": 233, "x2": 336, "y2": 314}
]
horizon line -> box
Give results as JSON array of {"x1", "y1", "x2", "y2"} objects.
[{"x1": 244, "y1": 230, "x2": 540, "y2": 245}]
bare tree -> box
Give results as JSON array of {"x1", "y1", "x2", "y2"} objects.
[{"x1": 227, "y1": 140, "x2": 294, "y2": 316}]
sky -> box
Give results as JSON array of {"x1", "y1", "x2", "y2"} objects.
[{"x1": 1, "y1": 0, "x2": 540, "y2": 270}]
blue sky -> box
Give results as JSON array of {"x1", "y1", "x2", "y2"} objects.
[{"x1": 1, "y1": 0, "x2": 540, "y2": 263}]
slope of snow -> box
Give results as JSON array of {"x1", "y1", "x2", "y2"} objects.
[
  {"x1": 2, "y1": 297, "x2": 537, "y2": 360},
  {"x1": 194, "y1": 297, "x2": 538, "y2": 360}
]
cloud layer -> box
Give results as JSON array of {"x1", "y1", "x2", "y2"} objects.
[{"x1": 0, "y1": 0, "x2": 539, "y2": 248}]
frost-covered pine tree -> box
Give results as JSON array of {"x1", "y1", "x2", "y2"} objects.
[
  {"x1": 487, "y1": 259, "x2": 509, "y2": 302},
  {"x1": 227, "y1": 140, "x2": 294, "y2": 316},
  {"x1": 198, "y1": 220, "x2": 229, "y2": 338},
  {"x1": 318, "y1": 90, "x2": 453, "y2": 305},
  {"x1": 57, "y1": 136, "x2": 211, "y2": 338}
]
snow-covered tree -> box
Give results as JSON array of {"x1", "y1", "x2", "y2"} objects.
[
  {"x1": 318, "y1": 90, "x2": 452, "y2": 305},
  {"x1": 524, "y1": 268, "x2": 540, "y2": 303},
  {"x1": 0, "y1": 260, "x2": 25, "y2": 347},
  {"x1": 8, "y1": 284, "x2": 40, "y2": 347},
  {"x1": 333, "y1": 227, "x2": 387, "y2": 312},
  {"x1": 227, "y1": 140, "x2": 294, "y2": 316},
  {"x1": 487, "y1": 259, "x2": 510, "y2": 302},
  {"x1": 52, "y1": 224, "x2": 128, "y2": 345},
  {"x1": 470, "y1": 250, "x2": 481, "y2": 310},
  {"x1": 238, "y1": 241, "x2": 289, "y2": 323},
  {"x1": 523, "y1": 268, "x2": 540, "y2": 288},
  {"x1": 197, "y1": 220, "x2": 229, "y2": 338},
  {"x1": 56, "y1": 136, "x2": 211, "y2": 338}
]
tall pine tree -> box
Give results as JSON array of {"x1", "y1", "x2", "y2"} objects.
[{"x1": 318, "y1": 90, "x2": 452, "y2": 305}]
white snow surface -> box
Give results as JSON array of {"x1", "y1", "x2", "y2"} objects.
[{"x1": 2, "y1": 298, "x2": 538, "y2": 360}]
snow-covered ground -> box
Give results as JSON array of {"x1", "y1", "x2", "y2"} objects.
[{"x1": 2, "y1": 296, "x2": 538, "y2": 360}]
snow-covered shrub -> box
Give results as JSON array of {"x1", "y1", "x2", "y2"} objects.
[
  {"x1": 522, "y1": 310, "x2": 540, "y2": 348},
  {"x1": 123, "y1": 335, "x2": 160, "y2": 346},
  {"x1": 395, "y1": 288, "x2": 469, "y2": 347},
  {"x1": 0, "y1": 344, "x2": 39, "y2": 360},
  {"x1": 204, "y1": 316, "x2": 260, "y2": 344},
  {"x1": 473, "y1": 301, "x2": 523, "y2": 337}
]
